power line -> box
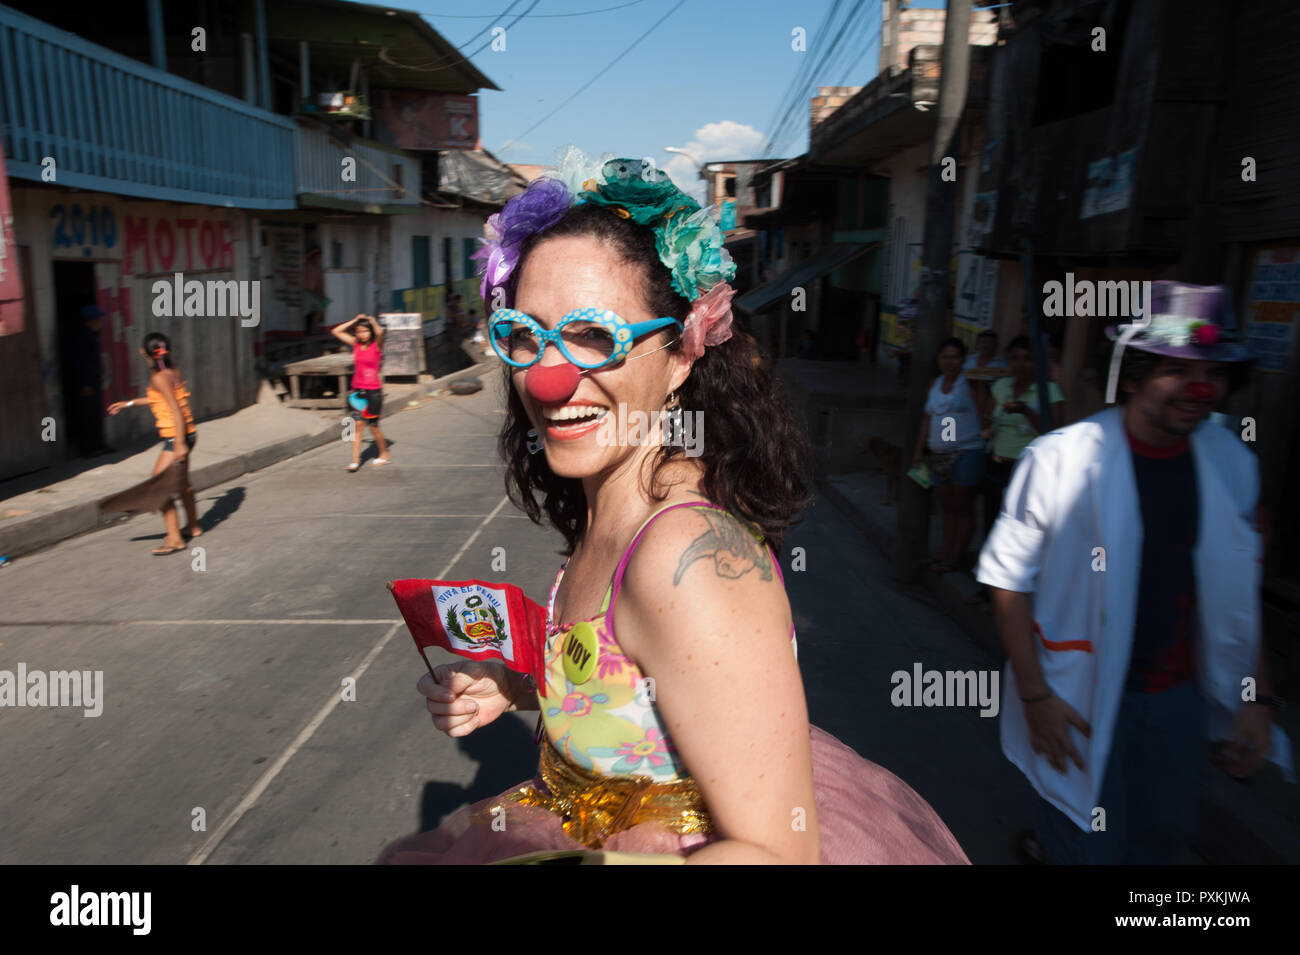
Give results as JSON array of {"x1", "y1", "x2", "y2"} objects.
[
  {"x1": 768, "y1": 0, "x2": 872, "y2": 154},
  {"x1": 498, "y1": 0, "x2": 690, "y2": 152},
  {"x1": 762, "y1": 0, "x2": 866, "y2": 157},
  {"x1": 378, "y1": 0, "x2": 542, "y2": 73},
  {"x1": 759, "y1": 0, "x2": 846, "y2": 159},
  {"x1": 425, "y1": 0, "x2": 651, "y2": 17},
  {"x1": 444, "y1": 0, "x2": 524, "y2": 51},
  {"x1": 763, "y1": 0, "x2": 873, "y2": 157}
]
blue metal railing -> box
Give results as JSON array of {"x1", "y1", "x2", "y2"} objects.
[
  {"x1": 0, "y1": 3, "x2": 296, "y2": 208},
  {"x1": 294, "y1": 123, "x2": 422, "y2": 207}
]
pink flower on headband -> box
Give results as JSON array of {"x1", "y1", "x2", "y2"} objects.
[{"x1": 681, "y1": 282, "x2": 735, "y2": 361}]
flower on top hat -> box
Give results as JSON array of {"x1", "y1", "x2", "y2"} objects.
[{"x1": 1191, "y1": 322, "x2": 1221, "y2": 346}]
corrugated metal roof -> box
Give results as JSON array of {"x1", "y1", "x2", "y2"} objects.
[{"x1": 733, "y1": 243, "x2": 878, "y2": 314}]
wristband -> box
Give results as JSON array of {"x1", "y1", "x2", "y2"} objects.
[
  {"x1": 1020, "y1": 690, "x2": 1053, "y2": 704},
  {"x1": 126, "y1": 400, "x2": 134, "y2": 407}
]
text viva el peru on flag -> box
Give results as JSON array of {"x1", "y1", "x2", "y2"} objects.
[{"x1": 388, "y1": 579, "x2": 549, "y2": 695}]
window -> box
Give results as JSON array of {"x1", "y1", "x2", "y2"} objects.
[
  {"x1": 412, "y1": 235, "x2": 430, "y2": 287},
  {"x1": 724, "y1": 177, "x2": 737, "y2": 198},
  {"x1": 1030, "y1": 0, "x2": 1133, "y2": 126},
  {"x1": 462, "y1": 238, "x2": 477, "y2": 285},
  {"x1": 331, "y1": 241, "x2": 344, "y2": 270}
]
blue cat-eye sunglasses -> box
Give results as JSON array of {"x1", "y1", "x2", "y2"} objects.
[{"x1": 489, "y1": 307, "x2": 683, "y2": 370}]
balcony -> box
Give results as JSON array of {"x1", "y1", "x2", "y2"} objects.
[
  {"x1": 0, "y1": 3, "x2": 296, "y2": 208},
  {"x1": 293, "y1": 122, "x2": 422, "y2": 212}
]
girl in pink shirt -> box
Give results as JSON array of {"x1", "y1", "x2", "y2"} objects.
[{"x1": 332, "y1": 314, "x2": 391, "y2": 470}]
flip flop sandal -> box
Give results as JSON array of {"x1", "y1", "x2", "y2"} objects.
[
  {"x1": 152, "y1": 544, "x2": 185, "y2": 556},
  {"x1": 345, "y1": 462, "x2": 360, "y2": 472},
  {"x1": 371, "y1": 458, "x2": 390, "y2": 467}
]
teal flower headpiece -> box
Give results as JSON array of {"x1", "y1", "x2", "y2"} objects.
[{"x1": 477, "y1": 150, "x2": 736, "y2": 306}]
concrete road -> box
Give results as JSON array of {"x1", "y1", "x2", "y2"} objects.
[{"x1": 0, "y1": 376, "x2": 1031, "y2": 864}]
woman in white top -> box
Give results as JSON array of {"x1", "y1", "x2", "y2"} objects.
[{"x1": 911, "y1": 337, "x2": 987, "y2": 572}]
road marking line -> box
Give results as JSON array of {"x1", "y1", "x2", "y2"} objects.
[
  {"x1": 186, "y1": 620, "x2": 403, "y2": 866},
  {"x1": 186, "y1": 494, "x2": 510, "y2": 865}
]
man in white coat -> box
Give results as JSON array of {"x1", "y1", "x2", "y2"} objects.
[{"x1": 977, "y1": 282, "x2": 1292, "y2": 864}]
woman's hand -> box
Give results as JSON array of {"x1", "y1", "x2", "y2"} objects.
[
  {"x1": 173, "y1": 444, "x2": 188, "y2": 462},
  {"x1": 418, "y1": 661, "x2": 518, "y2": 738},
  {"x1": 107, "y1": 401, "x2": 127, "y2": 416}
]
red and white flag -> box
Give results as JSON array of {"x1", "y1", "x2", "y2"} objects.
[{"x1": 388, "y1": 579, "x2": 548, "y2": 695}]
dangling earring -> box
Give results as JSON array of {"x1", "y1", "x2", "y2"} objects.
[
  {"x1": 663, "y1": 392, "x2": 683, "y2": 447},
  {"x1": 526, "y1": 428, "x2": 543, "y2": 455}
]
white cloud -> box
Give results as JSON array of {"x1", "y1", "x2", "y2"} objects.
[
  {"x1": 662, "y1": 121, "x2": 767, "y2": 202},
  {"x1": 498, "y1": 139, "x2": 534, "y2": 155}
]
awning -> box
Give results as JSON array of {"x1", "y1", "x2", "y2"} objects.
[{"x1": 734, "y1": 242, "x2": 879, "y2": 314}]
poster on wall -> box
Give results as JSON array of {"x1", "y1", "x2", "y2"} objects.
[
  {"x1": 263, "y1": 226, "x2": 304, "y2": 334},
  {"x1": 954, "y1": 252, "x2": 998, "y2": 330},
  {"x1": 0, "y1": 138, "x2": 26, "y2": 335},
  {"x1": 1244, "y1": 246, "x2": 1300, "y2": 374},
  {"x1": 1080, "y1": 148, "x2": 1136, "y2": 219},
  {"x1": 372, "y1": 91, "x2": 478, "y2": 150}
]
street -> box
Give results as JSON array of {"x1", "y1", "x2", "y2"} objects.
[{"x1": 0, "y1": 377, "x2": 1033, "y2": 864}]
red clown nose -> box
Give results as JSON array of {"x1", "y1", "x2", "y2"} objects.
[
  {"x1": 1183, "y1": 381, "x2": 1215, "y2": 401},
  {"x1": 525, "y1": 362, "x2": 581, "y2": 405}
]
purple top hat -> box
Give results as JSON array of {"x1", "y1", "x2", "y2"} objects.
[{"x1": 1105, "y1": 281, "x2": 1251, "y2": 363}]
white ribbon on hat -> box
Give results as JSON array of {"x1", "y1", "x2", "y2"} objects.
[{"x1": 1104, "y1": 311, "x2": 1152, "y2": 406}]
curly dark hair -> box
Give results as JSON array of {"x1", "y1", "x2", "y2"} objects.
[
  {"x1": 496, "y1": 203, "x2": 812, "y2": 555},
  {"x1": 142, "y1": 332, "x2": 176, "y2": 370},
  {"x1": 1092, "y1": 340, "x2": 1252, "y2": 404}
]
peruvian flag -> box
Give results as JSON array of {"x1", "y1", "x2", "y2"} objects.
[{"x1": 388, "y1": 579, "x2": 548, "y2": 696}]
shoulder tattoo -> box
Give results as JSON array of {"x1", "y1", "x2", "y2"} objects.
[{"x1": 673, "y1": 510, "x2": 774, "y2": 585}]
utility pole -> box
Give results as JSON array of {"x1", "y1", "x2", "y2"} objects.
[{"x1": 894, "y1": 0, "x2": 972, "y2": 582}]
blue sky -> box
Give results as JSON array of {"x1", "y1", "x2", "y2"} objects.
[{"x1": 406, "y1": 0, "x2": 948, "y2": 197}]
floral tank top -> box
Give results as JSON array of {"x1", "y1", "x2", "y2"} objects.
[{"x1": 539, "y1": 501, "x2": 797, "y2": 782}]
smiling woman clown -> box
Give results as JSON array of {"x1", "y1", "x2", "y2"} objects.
[{"x1": 376, "y1": 149, "x2": 968, "y2": 865}]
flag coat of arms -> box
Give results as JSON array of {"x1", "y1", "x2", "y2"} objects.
[{"x1": 388, "y1": 579, "x2": 548, "y2": 695}]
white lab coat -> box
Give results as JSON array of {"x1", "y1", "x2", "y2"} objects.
[{"x1": 977, "y1": 406, "x2": 1294, "y2": 832}]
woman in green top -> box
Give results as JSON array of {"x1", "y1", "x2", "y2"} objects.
[{"x1": 981, "y1": 335, "x2": 1065, "y2": 537}]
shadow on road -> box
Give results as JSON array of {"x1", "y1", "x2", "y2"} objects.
[
  {"x1": 418, "y1": 716, "x2": 540, "y2": 831},
  {"x1": 128, "y1": 485, "x2": 246, "y2": 542}
]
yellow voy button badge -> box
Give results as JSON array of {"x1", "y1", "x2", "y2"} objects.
[{"x1": 561, "y1": 621, "x2": 599, "y2": 685}]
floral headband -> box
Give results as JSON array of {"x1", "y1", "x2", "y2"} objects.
[{"x1": 473, "y1": 149, "x2": 737, "y2": 361}]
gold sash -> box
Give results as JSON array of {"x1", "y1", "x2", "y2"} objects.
[{"x1": 480, "y1": 736, "x2": 714, "y2": 849}]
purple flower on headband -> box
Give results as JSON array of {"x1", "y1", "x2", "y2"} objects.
[{"x1": 473, "y1": 178, "x2": 573, "y2": 302}]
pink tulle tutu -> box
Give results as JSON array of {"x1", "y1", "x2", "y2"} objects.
[{"x1": 376, "y1": 724, "x2": 969, "y2": 864}]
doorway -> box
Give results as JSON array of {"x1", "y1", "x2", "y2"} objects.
[{"x1": 53, "y1": 261, "x2": 106, "y2": 456}]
